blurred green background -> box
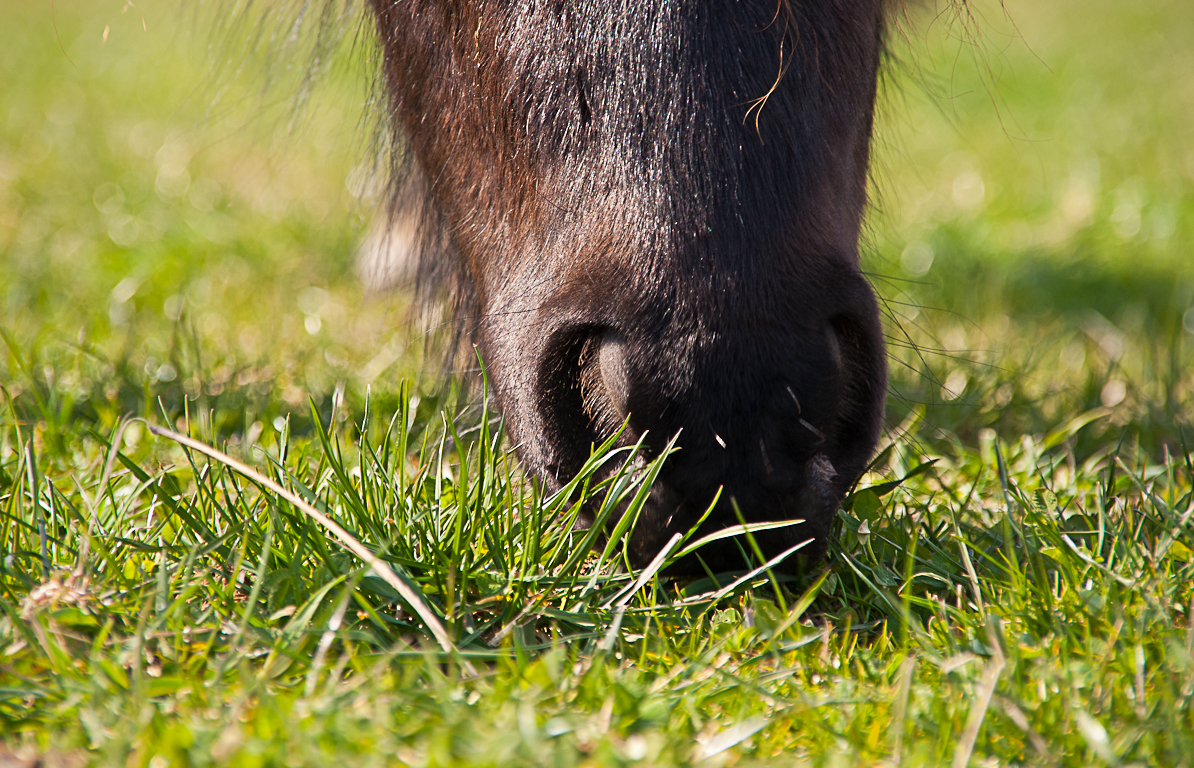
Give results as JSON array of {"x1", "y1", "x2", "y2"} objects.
[
  {"x1": 874, "y1": 0, "x2": 1194, "y2": 450},
  {"x1": 1, "y1": 0, "x2": 1191, "y2": 457}
]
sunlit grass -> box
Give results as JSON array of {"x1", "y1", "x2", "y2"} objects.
[
  {"x1": 4, "y1": 384, "x2": 1193, "y2": 765},
  {"x1": 871, "y1": 0, "x2": 1194, "y2": 454},
  {"x1": 3, "y1": 0, "x2": 1194, "y2": 765}
]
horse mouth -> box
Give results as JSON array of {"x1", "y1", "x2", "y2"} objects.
[{"x1": 610, "y1": 450, "x2": 842, "y2": 576}]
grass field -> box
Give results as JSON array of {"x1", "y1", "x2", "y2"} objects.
[{"x1": 2, "y1": 1, "x2": 1193, "y2": 765}]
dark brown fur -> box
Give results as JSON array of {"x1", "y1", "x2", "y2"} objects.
[{"x1": 366, "y1": 0, "x2": 891, "y2": 572}]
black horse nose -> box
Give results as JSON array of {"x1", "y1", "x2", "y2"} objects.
[
  {"x1": 604, "y1": 328, "x2": 854, "y2": 572},
  {"x1": 534, "y1": 302, "x2": 886, "y2": 572}
]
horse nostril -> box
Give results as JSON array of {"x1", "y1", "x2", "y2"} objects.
[
  {"x1": 821, "y1": 306, "x2": 888, "y2": 483},
  {"x1": 825, "y1": 321, "x2": 843, "y2": 372},
  {"x1": 597, "y1": 332, "x2": 629, "y2": 421},
  {"x1": 579, "y1": 330, "x2": 631, "y2": 439},
  {"x1": 538, "y1": 326, "x2": 633, "y2": 477}
]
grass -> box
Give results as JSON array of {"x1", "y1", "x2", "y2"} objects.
[{"x1": 3, "y1": 0, "x2": 1194, "y2": 765}]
